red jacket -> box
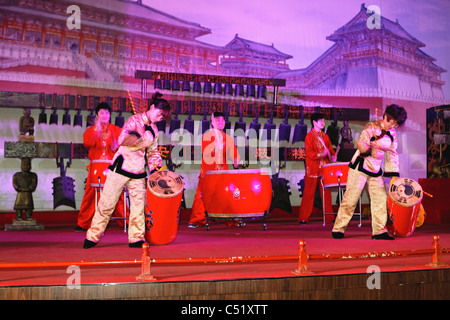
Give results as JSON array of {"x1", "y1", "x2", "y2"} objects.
[{"x1": 304, "y1": 129, "x2": 335, "y2": 178}]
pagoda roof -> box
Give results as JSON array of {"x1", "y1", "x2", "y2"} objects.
[
  {"x1": 60, "y1": 0, "x2": 211, "y2": 37},
  {"x1": 224, "y1": 34, "x2": 293, "y2": 59},
  {"x1": 327, "y1": 3, "x2": 425, "y2": 47}
]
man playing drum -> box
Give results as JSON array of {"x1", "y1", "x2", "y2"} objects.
[
  {"x1": 332, "y1": 104, "x2": 407, "y2": 240},
  {"x1": 83, "y1": 93, "x2": 171, "y2": 249},
  {"x1": 75, "y1": 103, "x2": 124, "y2": 231},
  {"x1": 298, "y1": 113, "x2": 337, "y2": 224},
  {"x1": 188, "y1": 111, "x2": 241, "y2": 228}
]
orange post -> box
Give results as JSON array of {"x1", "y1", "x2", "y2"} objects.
[
  {"x1": 293, "y1": 240, "x2": 313, "y2": 275},
  {"x1": 136, "y1": 243, "x2": 156, "y2": 281},
  {"x1": 427, "y1": 235, "x2": 448, "y2": 268}
]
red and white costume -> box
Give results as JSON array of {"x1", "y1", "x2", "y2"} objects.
[
  {"x1": 86, "y1": 112, "x2": 162, "y2": 244},
  {"x1": 333, "y1": 120, "x2": 400, "y2": 235}
]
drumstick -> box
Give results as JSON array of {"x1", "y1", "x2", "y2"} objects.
[{"x1": 423, "y1": 191, "x2": 433, "y2": 198}]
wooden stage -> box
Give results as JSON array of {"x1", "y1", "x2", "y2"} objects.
[{"x1": 0, "y1": 211, "x2": 449, "y2": 301}]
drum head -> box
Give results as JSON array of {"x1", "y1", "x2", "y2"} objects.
[
  {"x1": 388, "y1": 178, "x2": 423, "y2": 207},
  {"x1": 147, "y1": 170, "x2": 184, "y2": 198}
]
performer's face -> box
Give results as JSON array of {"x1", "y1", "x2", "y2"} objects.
[
  {"x1": 313, "y1": 118, "x2": 325, "y2": 131},
  {"x1": 382, "y1": 114, "x2": 398, "y2": 130},
  {"x1": 211, "y1": 116, "x2": 225, "y2": 130},
  {"x1": 148, "y1": 105, "x2": 165, "y2": 123},
  {"x1": 96, "y1": 108, "x2": 111, "y2": 124}
]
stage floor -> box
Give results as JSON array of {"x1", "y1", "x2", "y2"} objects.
[{"x1": 1, "y1": 213, "x2": 449, "y2": 289}]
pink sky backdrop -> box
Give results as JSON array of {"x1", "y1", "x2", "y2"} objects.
[{"x1": 145, "y1": 0, "x2": 450, "y2": 98}]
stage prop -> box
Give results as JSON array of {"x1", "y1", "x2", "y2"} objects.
[
  {"x1": 145, "y1": 170, "x2": 184, "y2": 245},
  {"x1": 201, "y1": 169, "x2": 272, "y2": 230},
  {"x1": 52, "y1": 143, "x2": 76, "y2": 210},
  {"x1": 5, "y1": 158, "x2": 42, "y2": 231},
  {"x1": 419, "y1": 178, "x2": 450, "y2": 224},
  {"x1": 320, "y1": 162, "x2": 362, "y2": 227},
  {"x1": 426, "y1": 105, "x2": 449, "y2": 178},
  {"x1": 387, "y1": 178, "x2": 424, "y2": 237}
]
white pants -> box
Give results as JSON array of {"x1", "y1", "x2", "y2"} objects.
[{"x1": 86, "y1": 170, "x2": 146, "y2": 243}]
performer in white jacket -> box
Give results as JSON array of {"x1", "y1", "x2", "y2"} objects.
[
  {"x1": 332, "y1": 104, "x2": 407, "y2": 240},
  {"x1": 84, "y1": 92, "x2": 171, "y2": 248}
]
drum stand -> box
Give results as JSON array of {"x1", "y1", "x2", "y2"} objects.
[
  {"x1": 94, "y1": 178, "x2": 129, "y2": 233},
  {"x1": 320, "y1": 177, "x2": 362, "y2": 227},
  {"x1": 204, "y1": 211, "x2": 270, "y2": 231}
]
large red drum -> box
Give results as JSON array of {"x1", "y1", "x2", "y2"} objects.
[
  {"x1": 386, "y1": 178, "x2": 423, "y2": 237},
  {"x1": 321, "y1": 162, "x2": 349, "y2": 188},
  {"x1": 145, "y1": 170, "x2": 184, "y2": 245},
  {"x1": 201, "y1": 169, "x2": 272, "y2": 218},
  {"x1": 89, "y1": 160, "x2": 111, "y2": 187}
]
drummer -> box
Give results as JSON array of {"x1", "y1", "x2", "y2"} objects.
[
  {"x1": 298, "y1": 113, "x2": 337, "y2": 224},
  {"x1": 188, "y1": 111, "x2": 241, "y2": 228},
  {"x1": 75, "y1": 103, "x2": 123, "y2": 232},
  {"x1": 83, "y1": 92, "x2": 171, "y2": 249},
  {"x1": 332, "y1": 104, "x2": 407, "y2": 240}
]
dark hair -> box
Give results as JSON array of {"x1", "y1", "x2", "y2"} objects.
[
  {"x1": 150, "y1": 92, "x2": 171, "y2": 119},
  {"x1": 310, "y1": 113, "x2": 325, "y2": 127},
  {"x1": 95, "y1": 102, "x2": 111, "y2": 115},
  {"x1": 384, "y1": 104, "x2": 407, "y2": 127},
  {"x1": 212, "y1": 111, "x2": 225, "y2": 119}
]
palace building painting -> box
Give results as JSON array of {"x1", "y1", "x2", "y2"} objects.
[{"x1": 0, "y1": 0, "x2": 447, "y2": 210}]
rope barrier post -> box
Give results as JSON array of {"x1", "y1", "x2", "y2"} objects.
[
  {"x1": 427, "y1": 235, "x2": 448, "y2": 268},
  {"x1": 136, "y1": 243, "x2": 156, "y2": 281},
  {"x1": 293, "y1": 240, "x2": 313, "y2": 275}
]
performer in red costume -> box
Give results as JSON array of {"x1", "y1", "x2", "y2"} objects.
[
  {"x1": 83, "y1": 93, "x2": 171, "y2": 248},
  {"x1": 298, "y1": 113, "x2": 337, "y2": 224},
  {"x1": 188, "y1": 112, "x2": 241, "y2": 228},
  {"x1": 75, "y1": 103, "x2": 124, "y2": 231}
]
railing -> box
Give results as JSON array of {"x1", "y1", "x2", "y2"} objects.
[{"x1": 0, "y1": 235, "x2": 447, "y2": 282}]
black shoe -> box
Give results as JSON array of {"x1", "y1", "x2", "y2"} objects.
[
  {"x1": 83, "y1": 239, "x2": 97, "y2": 249},
  {"x1": 372, "y1": 232, "x2": 394, "y2": 240},
  {"x1": 129, "y1": 240, "x2": 145, "y2": 248},
  {"x1": 332, "y1": 231, "x2": 345, "y2": 239},
  {"x1": 74, "y1": 226, "x2": 85, "y2": 232},
  {"x1": 299, "y1": 221, "x2": 307, "y2": 225}
]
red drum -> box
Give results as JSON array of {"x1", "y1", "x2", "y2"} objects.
[
  {"x1": 145, "y1": 170, "x2": 184, "y2": 245},
  {"x1": 201, "y1": 169, "x2": 272, "y2": 218},
  {"x1": 89, "y1": 160, "x2": 112, "y2": 187},
  {"x1": 321, "y1": 162, "x2": 350, "y2": 188},
  {"x1": 386, "y1": 178, "x2": 423, "y2": 237}
]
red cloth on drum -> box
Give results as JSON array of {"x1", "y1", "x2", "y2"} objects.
[
  {"x1": 298, "y1": 175, "x2": 334, "y2": 223},
  {"x1": 298, "y1": 129, "x2": 336, "y2": 222},
  {"x1": 77, "y1": 123, "x2": 124, "y2": 229},
  {"x1": 189, "y1": 129, "x2": 240, "y2": 226}
]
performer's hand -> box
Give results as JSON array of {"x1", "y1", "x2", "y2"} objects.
[{"x1": 121, "y1": 134, "x2": 140, "y2": 147}]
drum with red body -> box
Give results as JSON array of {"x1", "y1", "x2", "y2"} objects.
[
  {"x1": 201, "y1": 169, "x2": 272, "y2": 218},
  {"x1": 89, "y1": 160, "x2": 112, "y2": 187},
  {"x1": 386, "y1": 178, "x2": 423, "y2": 237},
  {"x1": 321, "y1": 162, "x2": 350, "y2": 188},
  {"x1": 145, "y1": 170, "x2": 184, "y2": 245}
]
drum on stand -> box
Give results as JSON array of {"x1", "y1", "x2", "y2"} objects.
[
  {"x1": 201, "y1": 168, "x2": 272, "y2": 230},
  {"x1": 89, "y1": 160, "x2": 112, "y2": 187},
  {"x1": 322, "y1": 162, "x2": 349, "y2": 188},
  {"x1": 145, "y1": 170, "x2": 184, "y2": 245},
  {"x1": 387, "y1": 178, "x2": 423, "y2": 237}
]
